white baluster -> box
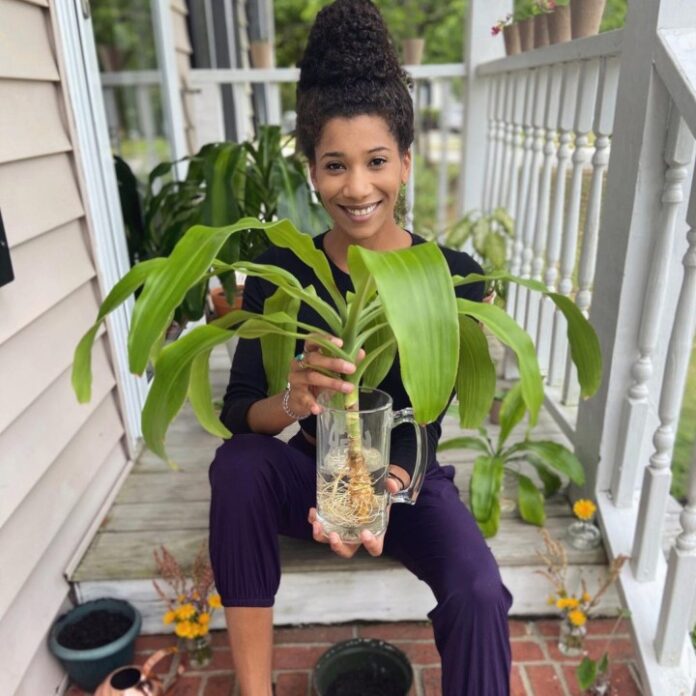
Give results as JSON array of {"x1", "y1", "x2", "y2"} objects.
[
  {"x1": 538, "y1": 63, "x2": 578, "y2": 374},
  {"x1": 526, "y1": 64, "x2": 561, "y2": 346},
  {"x1": 505, "y1": 71, "x2": 532, "y2": 326},
  {"x1": 564, "y1": 57, "x2": 620, "y2": 403},
  {"x1": 437, "y1": 79, "x2": 451, "y2": 238},
  {"x1": 491, "y1": 74, "x2": 509, "y2": 211},
  {"x1": 517, "y1": 68, "x2": 549, "y2": 331},
  {"x1": 500, "y1": 74, "x2": 517, "y2": 217},
  {"x1": 633, "y1": 167, "x2": 696, "y2": 582},
  {"x1": 655, "y1": 439, "x2": 696, "y2": 665},
  {"x1": 548, "y1": 60, "x2": 599, "y2": 391},
  {"x1": 482, "y1": 78, "x2": 499, "y2": 214},
  {"x1": 511, "y1": 70, "x2": 537, "y2": 324},
  {"x1": 406, "y1": 85, "x2": 417, "y2": 230},
  {"x1": 612, "y1": 114, "x2": 694, "y2": 507}
]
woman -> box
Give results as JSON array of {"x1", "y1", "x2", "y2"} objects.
[{"x1": 209, "y1": 1, "x2": 512, "y2": 693}]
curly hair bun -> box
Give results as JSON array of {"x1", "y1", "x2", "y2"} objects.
[{"x1": 298, "y1": 0, "x2": 403, "y2": 89}]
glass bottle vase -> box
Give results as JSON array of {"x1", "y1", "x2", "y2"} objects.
[
  {"x1": 557, "y1": 617, "x2": 587, "y2": 657},
  {"x1": 567, "y1": 519, "x2": 602, "y2": 550},
  {"x1": 185, "y1": 633, "x2": 212, "y2": 668}
]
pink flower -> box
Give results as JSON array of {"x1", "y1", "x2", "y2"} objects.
[{"x1": 491, "y1": 25, "x2": 502, "y2": 36}]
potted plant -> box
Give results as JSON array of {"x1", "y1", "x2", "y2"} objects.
[
  {"x1": 547, "y1": 0, "x2": 572, "y2": 43},
  {"x1": 533, "y1": 0, "x2": 552, "y2": 48},
  {"x1": 514, "y1": 0, "x2": 538, "y2": 51},
  {"x1": 48, "y1": 598, "x2": 141, "y2": 692},
  {"x1": 72, "y1": 216, "x2": 600, "y2": 543},
  {"x1": 491, "y1": 14, "x2": 519, "y2": 56},
  {"x1": 438, "y1": 383, "x2": 587, "y2": 536},
  {"x1": 250, "y1": 36, "x2": 274, "y2": 68},
  {"x1": 570, "y1": 0, "x2": 606, "y2": 39}
]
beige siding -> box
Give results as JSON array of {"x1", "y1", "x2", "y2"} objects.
[
  {"x1": 171, "y1": 0, "x2": 196, "y2": 153},
  {"x1": 0, "y1": 1, "x2": 131, "y2": 694}
]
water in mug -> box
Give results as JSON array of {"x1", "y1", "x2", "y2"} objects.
[{"x1": 316, "y1": 445, "x2": 389, "y2": 541}]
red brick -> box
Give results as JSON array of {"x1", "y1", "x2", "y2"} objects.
[
  {"x1": 202, "y1": 673, "x2": 236, "y2": 696},
  {"x1": 509, "y1": 620, "x2": 531, "y2": 638},
  {"x1": 585, "y1": 618, "x2": 632, "y2": 637},
  {"x1": 544, "y1": 636, "x2": 635, "y2": 664},
  {"x1": 511, "y1": 640, "x2": 545, "y2": 662},
  {"x1": 422, "y1": 667, "x2": 442, "y2": 696},
  {"x1": 272, "y1": 645, "x2": 327, "y2": 670},
  {"x1": 171, "y1": 675, "x2": 203, "y2": 696},
  {"x1": 524, "y1": 665, "x2": 565, "y2": 696},
  {"x1": 392, "y1": 640, "x2": 441, "y2": 666},
  {"x1": 134, "y1": 634, "x2": 177, "y2": 652},
  {"x1": 510, "y1": 665, "x2": 527, "y2": 696},
  {"x1": 210, "y1": 630, "x2": 230, "y2": 648},
  {"x1": 358, "y1": 621, "x2": 434, "y2": 641},
  {"x1": 207, "y1": 648, "x2": 235, "y2": 671},
  {"x1": 274, "y1": 671, "x2": 310, "y2": 696},
  {"x1": 535, "y1": 619, "x2": 562, "y2": 638},
  {"x1": 275, "y1": 624, "x2": 354, "y2": 644},
  {"x1": 607, "y1": 662, "x2": 643, "y2": 695}
]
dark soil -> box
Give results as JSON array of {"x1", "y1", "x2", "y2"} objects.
[
  {"x1": 57, "y1": 610, "x2": 132, "y2": 650},
  {"x1": 325, "y1": 668, "x2": 407, "y2": 696}
]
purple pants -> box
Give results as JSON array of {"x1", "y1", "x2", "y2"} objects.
[{"x1": 209, "y1": 432, "x2": 512, "y2": 695}]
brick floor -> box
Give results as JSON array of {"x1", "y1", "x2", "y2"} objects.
[{"x1": 64, "y1": 618, "x2": 644, "y2": 695}]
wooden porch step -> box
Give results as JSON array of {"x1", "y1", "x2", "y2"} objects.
[{"x1": 71, "y1": 347, "x2": 622, "y2": 633}]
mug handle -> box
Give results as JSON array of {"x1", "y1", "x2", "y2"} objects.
[{"x1": 389, "y1": 407, "x2": 428, "y2": 505}]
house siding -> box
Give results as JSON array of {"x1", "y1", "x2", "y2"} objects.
[{"x1": 0, "y1": 1, "x2": 130, "y2": 693}]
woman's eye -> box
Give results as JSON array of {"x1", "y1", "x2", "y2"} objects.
[
  {"x1": 371, "y1": 157, "x2": 387, "y2": 167},
  {"x1": 326, "y1": 162, "x2": 344, "y2": 171}
]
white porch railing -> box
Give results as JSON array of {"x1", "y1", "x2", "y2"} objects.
[{"x1": 466, "y1": 1, "x2": 696, "y2": 693}]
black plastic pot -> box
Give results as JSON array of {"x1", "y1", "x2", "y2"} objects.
[
  {"x1": 313, "y1": 638, "x2": 413, "y2": 696},
  {"x1": 48, "y1": 598, "x2": 141, "y2": 692}
]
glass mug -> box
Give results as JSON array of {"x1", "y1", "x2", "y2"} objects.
[{"x1": 315, "y1": 387, "x2": 428, "y2": 542}]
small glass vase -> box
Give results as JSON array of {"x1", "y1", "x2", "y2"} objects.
[
  {"x1": 567, "y1": 519, "x2": 602, "y2": 550},
  {"x1": 558, "y1": 618, "x2": 587, "y2": 657},
  {"x1": 185, "y1": 633, "x2": 213, "y2": 668}
]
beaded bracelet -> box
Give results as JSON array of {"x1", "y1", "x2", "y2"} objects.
[{"x1": 282, "y1": 382, "x2": 309, "y2": 421}]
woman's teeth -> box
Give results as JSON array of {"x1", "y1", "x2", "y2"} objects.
[{"x1": 345, "y1": 203, "x2": 378, "y2": 217}]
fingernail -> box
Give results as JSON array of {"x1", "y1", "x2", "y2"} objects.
[
  {"x1": 342, "y1": 383, "x2": 354, "y2": 393},
  {"x1": 343, "y1": 362, "x2": 355, "y2": 373}
]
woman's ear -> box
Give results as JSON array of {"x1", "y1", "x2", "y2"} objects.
[
  {"x1": 309, "y1": 160, "x2": 318, "y2": 189},
  {"x1": 401, "y1": 149, "x2": 412, "y2": 185}
]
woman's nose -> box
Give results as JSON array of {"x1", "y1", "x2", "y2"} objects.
[{"x1": 342, "y1": 169, "x2": 372, "y2": 200}]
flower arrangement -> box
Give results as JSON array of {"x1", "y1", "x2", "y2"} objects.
[
  {"x1": 568, "y1": 498, "x2": 602, "y2": 549},
  {"x1": 153, "y1": 544, "x2": 222, "y2": 667},
  {"x1": 491, "y1": 13, "x2": 513, "y2": 36},
  {"x1": 537, "y1": 528, "x2": 628, "y2": 656}
]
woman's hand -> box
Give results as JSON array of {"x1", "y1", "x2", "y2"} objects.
[
  {"x1": 308, "y1": 466, "x2": 411, "y2": 558},
  {"x1": 285, "y1": 336, "x2": 364, "y2": 418}
]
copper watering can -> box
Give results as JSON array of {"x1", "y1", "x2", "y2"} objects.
[{"x1": 94, "y1": 647, "x2": 183, "y2": 696}]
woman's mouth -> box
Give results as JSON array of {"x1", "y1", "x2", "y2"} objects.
[{"x1": 339, "y1": 201, "x2": 381, "y2": 222}]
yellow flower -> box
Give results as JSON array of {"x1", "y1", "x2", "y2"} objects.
[
  {"x1": 199, "y1": 612, "x2": 210, "y2": 624},
  {"x1": 163, "y1": 610, "x2": 176, "y2": 625},
  {"x1": 573, "y1": 499, "x2": 597, "y2": 521},
  {"x1": 209, "y1": 594, "x2": 222, "y2": 609},
  {"x1": 556, "y1": 597, "x2": 580, "y2": 610},
  {"x1": 582, "y1": 592, "x2": 592, "y2": 604},
  {"x1": 547, "y1": 595, "x2": 556, "y2": 606},
  {"x1": 175, "y1": 620, "x2": 192, "y2": 638},
  {"x1": 568, "y1": 609, "x2": 587, "y2": 627},
  {"x1": 176, "y1": 604, "x2": 196, "y2": 620}
]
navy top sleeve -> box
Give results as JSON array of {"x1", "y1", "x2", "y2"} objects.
[{"x1": 220, "y1": 233, "x2": 485, "y2": 477}]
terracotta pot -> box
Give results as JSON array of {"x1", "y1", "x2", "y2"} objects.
[
  {"x1": 548, "y1": 6, "x2": 572, "y2": 44},
  {"x1": 503, "y1": 24, "x2": 521, "y2": 55},
  {"x1": 518, "y1": 18, "x2": 535, "y2": 52},
  {"x1": 570, "y1": 0, "x2": 606, "y2": 39},
  {"x1": 402, "y1": 37, "x2": 425, "y2": 65},
  {"x1": 533, "y1": 14, "x2": 550, "y2": 48},
  {"x1": 250, "y1": 40, "x2": 273, "y2": 68},
  {"x1": 210, "y1": 285, "x2": 244, "y2": 317}
]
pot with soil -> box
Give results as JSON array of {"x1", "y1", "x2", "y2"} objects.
[
  {"x1": 313, "y1": 638, "x2": 413, "y2": 696},
  {"x1": 49, "y1": 598, "x2": 142, "y2": 692}
]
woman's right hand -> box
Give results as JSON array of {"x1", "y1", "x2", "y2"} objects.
[{"x1": 285, "y1": 336, "x2": 364, "y2": 418}]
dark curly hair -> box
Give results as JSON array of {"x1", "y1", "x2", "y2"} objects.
[{"x1": 296, "y1": 0, "x2": 414, "y2": 161}]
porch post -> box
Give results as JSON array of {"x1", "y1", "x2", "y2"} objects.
[{"x1": 458, "y1": 0, "x2": 511, "y2": 215}]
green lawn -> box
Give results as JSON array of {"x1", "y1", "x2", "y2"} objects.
[{"x1": 672, "y1": 342, "x2": 696, "y2": 502}]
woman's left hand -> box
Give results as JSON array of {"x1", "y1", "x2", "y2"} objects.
[{"x1": 307, "y1": 467, "x2": 408, "y2": 558}]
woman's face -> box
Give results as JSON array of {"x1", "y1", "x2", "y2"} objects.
[{"x1": 309, "y1": 114, "x2": 411, "y2": 245}]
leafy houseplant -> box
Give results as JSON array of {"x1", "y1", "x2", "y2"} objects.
[
  {"x1": 438, "y1": 383, "x2": 586, "y2": 536},
  {"x1": 72, "y1": 218, "x2": 601, "y2": 534},
  {"x1": 114, "y1": 126, "x2": 331, "y2": 324}
]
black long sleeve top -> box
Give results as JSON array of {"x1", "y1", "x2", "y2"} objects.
[{"x1": 220, "y1": 231, "x2": 485, "y2": 477}]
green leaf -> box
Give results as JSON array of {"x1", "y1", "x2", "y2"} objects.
[
  {"x1": 528, "y1": 457, "x2": 563, "y2": 497},
  {"x1": 514, "y1": 471, "x2": 546, "y2": 526},
  {"x1": 456, "y1": 316, "x2": 497, "y2": 428},
  {"x1": 598, "y1": 652, "x2": 609, "y2": 674},
  {"x1": 576, "y1": 657, "x2": 598, "y2": 691},
  {"x1": 261, "y1": 288, "x2": 301, "y2": 395},
  {"x1": 437, "y1": 435, "x2": 490, "y2": 455},
  {"x1": 188, "y1": 348, "x2": 232, "y2": 439},
  {"x1": 498, "y1": 383, "x2": 526, "y2": 447},
  {"x1": 470, "y1": 455, "x2": 504, "y2": 524},
  {"x1": 353, "y1": 242, "x2": 459, "y2": 424},
  {"x1": 457, "y1": 299, "x2": 543, "y2": 426},
  {"x1": 72, "y1": 258, "x2": 166, "y2": 402},
  {"x1": 477, "y1": 497, "x2": 501, "y2": 538},
  {"x1": 508, "y1": 440, "x2": 585, "y2": 486}
]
